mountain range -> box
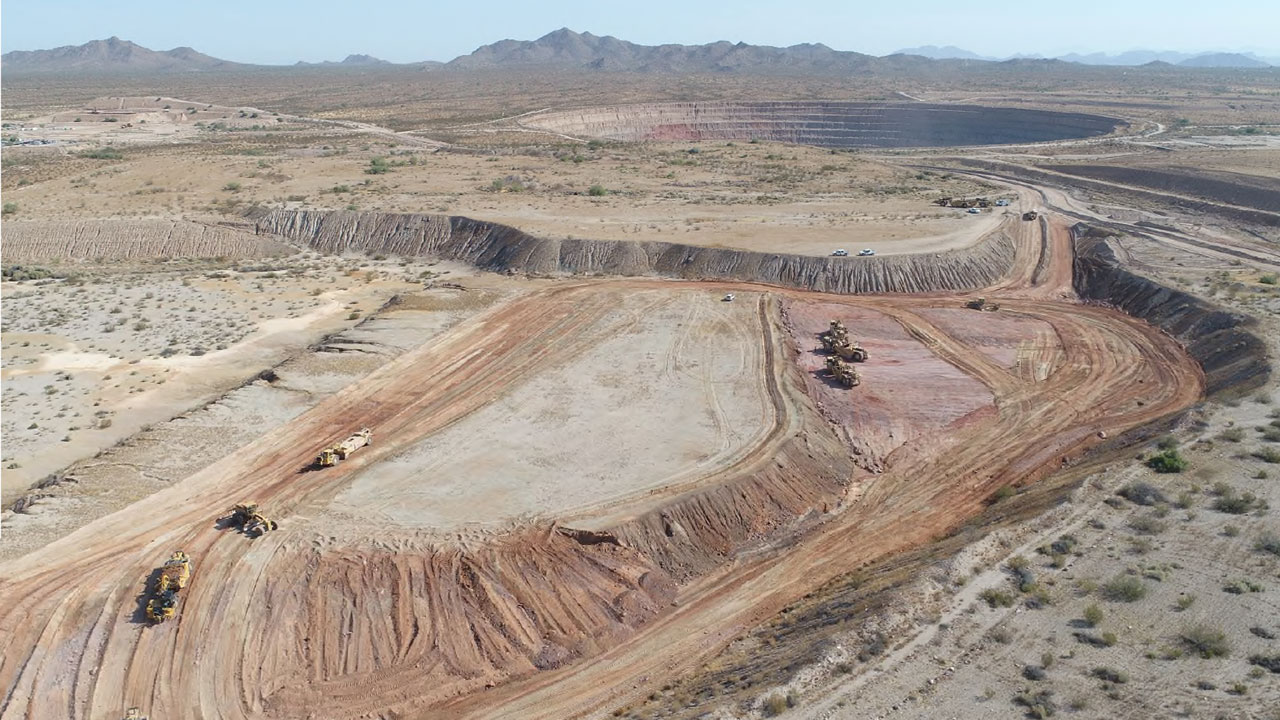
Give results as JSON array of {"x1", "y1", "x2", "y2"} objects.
[
  {"x1": 2, "y1": 30, "x2": 1275, "y2": 74},
  {"x1": 895, "y1": 44, "x2": 1275, "y2": 67}
]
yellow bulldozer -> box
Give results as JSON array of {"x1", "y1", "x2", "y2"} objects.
[
  {"x1": 820, "y1": 320, "x2": 869, "y2": 362},
  {"x1": 965, "y1": 297, "x2": 1000, "y2": 312},
  {"x1": 224, "y1": 502, "x2": 279, "y2": 537},
  {"x1": 146, "y1": 551, "x2": 191, "y2": 623},
  {"x1": 315, "y1": 428, "x2": 372, "y2": 468},
  {"x1": 825, "y1": 356, "x2": 861, "y2": 388}
]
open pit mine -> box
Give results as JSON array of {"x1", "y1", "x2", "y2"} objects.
[{"x1": 0, "y1": 100, "x2": 1267, "y2": 720}]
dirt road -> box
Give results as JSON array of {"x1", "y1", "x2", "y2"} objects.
[{"x1": 0, "y1": 200, "x2": 1204, "y2": 719}]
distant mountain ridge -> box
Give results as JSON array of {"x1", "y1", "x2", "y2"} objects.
[
  {"x1": 446, "y1": 28, "x2": 903, "y2": 74},
  {"x1": 0, "y1": 36, "x2": 242, "y2": 72},
  {"x1": 893, "y1": 44, "x2": 1274, "y2": 67},
  {"x1": 3, "y1": 32, "x2": 1276, "y2": 74}
]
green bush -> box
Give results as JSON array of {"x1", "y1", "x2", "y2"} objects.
[
  {"x1": 1101, "y1": 575, "x2": 1148, "y2": 602},
  {"x1": 1, "y1": 202, "x2": 16, "y2": 216},
  {"x1": 1082, "y1": 603, "x2": 1104, "y2": 627},
  {"x1": 366, "y1": 156, "x2": 391, "y2": 174},
  {"x1": 1260, "y1": 274, "x2": 1278, "y2": 285},
  {"x1": 1254, "y1": 447, "x2": 1280, "y2": 463},
  {"x1": 1181, "y1": 625, "x2": 1230, "y2": 658},
  {"x1": 980, "y1": 588, "x2": 1015, "y2": 608},
  {"x1": 1146, "y1": 449, "x2": 1188, "y2": 473},
  {"x1": 1256, "y1": 532, "x2": 1280, "y2": 557},
  {"x1": 1118, "y1": 482, "x2": 1166, "y2": 506},
  {"x1": 587, "y1": 184, "x2": 608, "y2": 196},
  {"x1": 1092, "y1": 667, "x2": 1128, "y2": 684}
]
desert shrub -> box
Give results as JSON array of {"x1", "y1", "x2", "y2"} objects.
[
  {"x1": 1146, "y1": 449, "x2": 1188, "y2": 473},
  {"x1": 1217, "y1": 427, "x2": 1246, "y2": 442},
  {"x1": 1224, "y1": 579, "x2": 1264, "y2": 594},
  {"x1": 1254, "y1": 447, "x2": 1280, "y2": 463},
  {"x1": 1250, "y1": 626, "x2": 1276, "y2": 639},
  {"x1": 992, "y1": 485, "x2": 1016, "y2": 502},
  {"x1": 1023, "y1": 665, "x2": 1047, "y2": 681},
  {"x1": 1180, "y1": 625, "x2": 1230, "y2": 658},
  {"x1": 1118, "y1": 482, "x2": 1166, "y2": 506},
  {"x1": 1040, "y1": 652, "x2": 1055, "y2": 669},
  {"x1": 1091, "y1": 667, "x2": 1128, "y2": 684},
  {"x1": 1175, "y1": 594, "x2": 1196, "y2": 611},
  {"x1": 223, "y1": 182, "x2": 242, "y2": 192},
  {"x1": 1039, "y1": 535, "x2": 1078, "y2": 556},
  {"x1": 366, "y1": 156, "x2": 391, "y2": 174},
  {"x1": 762, "y1": 693, "x2": 788, "y2": 716},
  {"x1": 1101, "y1": 575, "x2": 1147, "y2": 602},
  {"x1": 1260, "y1": 274, "x2": 1278, "y2": 285},
  {"x1": 1256, "y1": 533, "x2": 1280, "y2": 557},
  {"x1": 1082, "y1": 603, "x2": 1104, "y2": 627},
  {"x1": 587, "y1": 184, "x2": 608, "y2": 196},
  {"x1": 1013, "y1": 689, "x2": 1057, "y2": 718},
  {"x1": 1213, "y1": 490, "x2": 1266, "y2": 514},
  {"x1": 980, "y1": 588, "x2": 1015, "y2": 608},
  {"x1": 1128, "y1": 514, "x2": 1167, "y2": 535},
  {"x1": 1, "y1": 202, "x2": 16, "y2": 216},
  {"x1": 1249, "y1": 653, "x2": 1280, "y2": 673}
]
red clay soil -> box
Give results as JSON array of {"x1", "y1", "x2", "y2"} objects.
[
  {"x1": 0, "y1": 201, "x2": 1206, "y2": 720},
  {"x1": 783, "y1": 301, "x2": 996, "y2": 472}
]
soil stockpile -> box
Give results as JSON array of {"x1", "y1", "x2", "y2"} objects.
[
  {"x1": 254, "y1": 210, "x2": 1015, "y2": 294},
  {"x1": 519, "y1": 102, "x2": 1123, "y2": 147},
  {"x1": 1073, "y1": 228, "x2": 1270, "y2": 395}
]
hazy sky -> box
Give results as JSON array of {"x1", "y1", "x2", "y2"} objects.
[{"x1": 3, "y1": 0, "x2": 1278, "y2": 63}]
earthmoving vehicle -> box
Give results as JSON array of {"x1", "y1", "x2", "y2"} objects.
[
  {"x1": 819, "y1": 320, "x2": 850, "y2": 351},
  {"x1": 315, "y1": 428, "x2": 372, "y2": 468},
  {"x1": 934, "y1": 197, "x2": 991, "y2": 208},
  {"x1": 1023, "y1": 210, "x2": 1039, "y2": 221},
  {"x1": 825, "y1": 356, "x2": 861, "y2": 387},
  {"x1": 819, "y1": 320, "x2": 869, "y2": 362},
  {"x1": 966, "y1": 297, "x2": 1000, "y2": 311},
  {"x1": 146, "y1": 551, "x2": 191, "y2": 623},
  {"x1": 224, "y1": 502, "x2": 279, "y2": 537}
]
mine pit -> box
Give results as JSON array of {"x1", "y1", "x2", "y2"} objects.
[{"x1": 520, "y1": 101, "x2": 1125, "y2": 148}]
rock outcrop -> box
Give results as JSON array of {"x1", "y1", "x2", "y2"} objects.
[
  {"x1": 2, "y1": 219, "x2": 293, "y2": 262},
  {"x1": 255, "y1": 210, "x2": 1015, "y2": 295}
]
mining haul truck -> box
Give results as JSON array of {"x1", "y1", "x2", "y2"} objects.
[{"x1": 315, "y1": 428, "x2": 373, "y2": 468}]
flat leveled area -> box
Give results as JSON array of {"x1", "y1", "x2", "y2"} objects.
[
  {"x1": 784, "y1": 300, "x2": 995, "y2": 469},
  {"x1": 919, "y1": 307, "x2": 1063, "y2": 381},
  {"x1": 330, "y1": 288, "x2": 773, "y2": 530}
]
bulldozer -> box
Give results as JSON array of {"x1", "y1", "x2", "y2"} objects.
[
  {"x1": 1022, "y1": 210, "x2": 1039, "y2": 221},
  {"x1": 965, "y1": 297, "x2": 1000, "y2": 312},
  {"x1": 315, "y1": 428, "x2": 373, "y2": 468},
  {"x1": 825, "y1": 356, "x2": 861, "y2": 388},
  {"x1": 820, "y1": 320, "x2": 868, "y2": 362},
  {"x1": 146, "y1": 551, "x2": 191, "y2": 623},
  {"x1": 224, "y1": 502, "x2": 278, "y2": 537},
  {"x1": 819, "y1": 320, "x2": 850, "y2": 351},
  {"x1": 833, "y1": 340, "x2": 870, "y2": 362}
]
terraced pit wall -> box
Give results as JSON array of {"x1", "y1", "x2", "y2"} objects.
[
  {"x1": 1074, "y1": 229, "x2": 1270, "y2": 396},
  {"x1": 520, "y1": 102, "x2": 1124, "y2": 148},
  {"x1": 254, "y1": 210, "x2": 1015, "y2": 294}
]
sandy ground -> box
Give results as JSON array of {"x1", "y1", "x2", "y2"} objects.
[
  {"x1": 331, "y1": 287, "x2": 774, "y2": 533},
  {"x1": 0, "y1": 255, "x2": 479, "y2": 502}
]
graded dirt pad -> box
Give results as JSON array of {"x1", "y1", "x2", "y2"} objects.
[
  {"x1": 0, "y1": 265, "x2": 1205, "y2": 720},
  {"x1": 783, "y1": 300, "x2": 995, "y2": 470},
  {"x1": 330, "y1": 287, "x2": 773, "y2": 532},
  {"x1": 519, "y1": 102, "x2": 1124, "y2": 147},
  {"x1": 917, "y1": 307, "x2": 1064, "y2": 380}
]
